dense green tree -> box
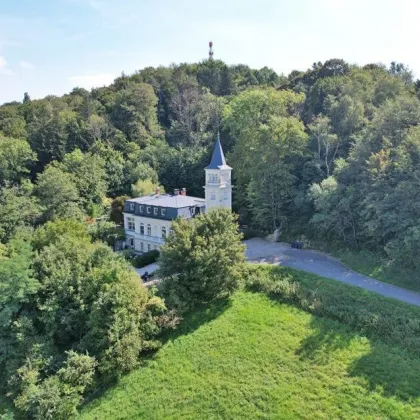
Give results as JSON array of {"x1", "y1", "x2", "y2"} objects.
[
  {"x1": 35, "y1": 165, "x2": 82, "y2": 221},
  {"x1": 27, "y1": 101, "x2": 76, "y2": 167},
  {"x1": 110, "y1": 196, "x2": 129, "y2": 225},
  {"x1": 110, "y1": 83, "x2": 161, "y2": 145},
  {"x1": 59, "y1": 149, "x2": 107, "y2": 206},
  {"x1": 308, "y1": 116, "x2": 338, "y2": 177},
  {"x1": 0, "y1": 106, "x2": 27, "y2": 139},
  {"x1": 159, "y1": 209, "x2": 245, "y2": 311},
  {"x1": 0, "y1": 136, "x2": 36, "y2": 185},
  {"x1": 131, "y1": 178, "x2": 163, "y2": 197},
  {"x1": 0, "y1": 231, "x2": 38, "y2": 328},
  {"x1": 0, "y1": 182, "x2": 41, "y2": 242}
]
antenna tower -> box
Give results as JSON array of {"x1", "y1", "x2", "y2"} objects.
[{"x1": 209, "y1": 41, "x2": 214, "y2": 60}]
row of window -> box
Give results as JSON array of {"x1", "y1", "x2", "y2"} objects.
[
  {"x1": 127, "y1": 238, "x2": 158, "y2": 252},
  {"x1": 126, "y1": 217, "x2": 167, "y2": 238},
  {"x1": 207, "y1": 173, "x2": 231, "y2": 184},
  {"x1": 129, "y1": 203, "x2": 166, "y2": 217},
  {"x1": 207, "y1": 174, "x2": 219, "y2": 183}
]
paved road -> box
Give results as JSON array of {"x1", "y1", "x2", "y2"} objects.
[
  {"x1": 134, "y1": 238, "x2": 420, "y2": 307},
  {"x1": 245, "y1": 238, "x2": 420, "y2": 307}
]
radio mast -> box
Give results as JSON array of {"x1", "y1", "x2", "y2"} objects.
[{"x1": 209, "y1": 41, "x2": 214, "y2": 60}]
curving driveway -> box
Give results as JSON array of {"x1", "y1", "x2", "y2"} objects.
[
  {"x1": 245, "y1": 238, "x2": 420, "y2": 307},
  {"x1": 135, "y1": 238, "x2": 420, "y2": 307}
]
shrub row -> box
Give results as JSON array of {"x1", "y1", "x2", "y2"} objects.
[
  {"x1": 245, "y1": 264, "x2": 420, "y2": 355},
  {"x1": 133, "y1": 250, "x2": 160, "y2": 268}
]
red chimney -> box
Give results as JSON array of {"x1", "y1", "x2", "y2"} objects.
[{"x1": 181, "y1": 188, "x2": 186, "y2": 196}]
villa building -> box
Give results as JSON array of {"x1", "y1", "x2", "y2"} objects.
[{"x1": 123, "y1": 135, "x2": 232, "y2": 253}]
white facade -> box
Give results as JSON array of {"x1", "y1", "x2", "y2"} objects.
[
  {"x1": 123, "y1": 135, "x2": 232, "y2": 253},
  {"x1": 204, "y1": 168, "x2": 232, "y2": 212},
  {"x1": 124, "y1": 213, "x2": 171, "y2": 253}
]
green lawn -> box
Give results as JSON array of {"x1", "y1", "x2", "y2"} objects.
[{"x1": 82, "y1": 291, "x2": 420, "y2": 419}]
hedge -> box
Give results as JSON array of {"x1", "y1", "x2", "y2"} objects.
[{"x1": 133, "y1": 250, "x2": 160, "y2": 268}]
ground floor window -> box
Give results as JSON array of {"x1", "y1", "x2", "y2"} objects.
[
  {"x1": 162, "y1": 226, "x2": 167, "y2": 238},
  {"x1": 128, "y1": 238, "x2": 134, "y2": 249},
  {"x1": 147, "y1": 243, "x2": 151, "y2": 252},
  {"x1": 140, "y1": 242, "x2": 144, "y2": 252}
]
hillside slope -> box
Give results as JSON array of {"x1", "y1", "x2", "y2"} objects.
[{"x1": 82, "y1": 292, "x2": 420, "y2": 419}]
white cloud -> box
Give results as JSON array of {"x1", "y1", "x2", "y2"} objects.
[
  {"x1": 20, "y1": 60, "x2": 35, "y2": 69},
  {"x1": 0, "y1": 56, "x2": 15, "y2": 76},
  {"x1": 68, "y1": 72, "x2": 115, "y2": 89}
]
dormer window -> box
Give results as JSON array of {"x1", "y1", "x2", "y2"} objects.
[
  {"x1": 129, "y1": 203, "x2": 135, "y2": 211},
  {"x1": 154, "y1": 208, "x2": 158, "y2": 216},
  {"x1": 139, "y1": 205, "x2": 144, "y2": 213},
  {"x1": 161, "y1": 208, "x2": 166, "y2": 217},
  {"x1": 147, "y1": 206, "x2": 151, "y2": 214}
]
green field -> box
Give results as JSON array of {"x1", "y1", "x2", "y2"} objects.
[{"x1": 82, "y1": 290, "x2": 420, "y2": 419}]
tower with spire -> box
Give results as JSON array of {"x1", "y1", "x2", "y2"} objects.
[{"x1": 204, "y1": 134, "x2": 232, "y2": 212}]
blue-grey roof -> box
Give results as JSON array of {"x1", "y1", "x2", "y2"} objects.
[
  {"x1": 205, "y1": 134, "x2": 232, "y2": 170},
  {"x1": 126, "y1": 194, "x2": 205, "y2": 209}
]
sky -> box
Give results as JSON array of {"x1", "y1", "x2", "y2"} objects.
[{"x1": 0, "y1": 0, "x2": 419, "y2": 104}]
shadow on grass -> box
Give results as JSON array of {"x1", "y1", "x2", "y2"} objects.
[
  {"x1": 348, "y1": 347, "x2": 420, "y2": 401},
  {"x1": 160, "y1": 297, "x2": 233, "y2": 344},
  {"x1": 296, "y1": 315, "x2": 420, "y2": 402},
  {"x1": 83, "y1": 297, "x2": 233, "y2": 408},
  {"x1": 295, "y1": 316, "x2": 354, "y2": 365}
]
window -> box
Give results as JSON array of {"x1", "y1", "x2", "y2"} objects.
[
  {"x1": 190, "y1": 207, "x2": 195, "y2": 216},
  {"x1": 127, "y1": 217, "x2": 135, "y2": 231},
  {"x1": 139, "y1": 205, "x2": 144, "y2": 213},
  {"x1": 210, "y1": 191, "x2": 216, "y2": 201},
  {"x1": 162, "y1": 226, "x2": 167, "y2": 239},
  {"x1": 161, "y1": 208, "x2": 166, "y2": 217},
  {"x1": 140, "y1": 223, "x2": 144, "y2": 235},
  {"x1": 129, "y1": 203, "x2": 135, "y2": 211},
  {"x1": 154, "y1": 207, "x2": 158, "y2": 216},
  {"x1": 147, "y1": 206, "x2": 151, "y2": 214},
  {"x1": 224, "y1": 190, "x2": 228, "y2": 200},
  {"x1": 147, "y1": 224, "x2": 152, "y2": 236},
  {"x1": 209, "y1": 173, "x2": 218, "y2": 184},
  {"x1": 147, "y1": 244, "x2": 151, "y2": 252},
  {"x1": 128, "y1": 238, "x2": 134, "y2": 249},
  {"x1": 140, "y1": 242, "x2": 144, "y2": 252}
]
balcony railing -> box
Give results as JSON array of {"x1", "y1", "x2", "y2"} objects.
[{"x1": 125, "y1": 230, "x2": 165, "y2": 244}]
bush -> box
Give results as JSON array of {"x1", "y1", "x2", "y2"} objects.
[
  {"x1": 245, "y1": 264, "x2": 420, "y2": 356},
  {"x1": 133, "y1": 250, "x2": 160, "y2": 268}
]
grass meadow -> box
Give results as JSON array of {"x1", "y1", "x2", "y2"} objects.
[{"x1": 82, "y1": 267, "x2": 420, "y2": 419}]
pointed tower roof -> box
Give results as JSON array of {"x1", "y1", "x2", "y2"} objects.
[{"x1": 205, "y1": 133, "x2": 232, "y2": 170}]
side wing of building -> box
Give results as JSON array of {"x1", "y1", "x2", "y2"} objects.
[{"x1": 123, "y1": 194, "x2": 205, "y2": 253}]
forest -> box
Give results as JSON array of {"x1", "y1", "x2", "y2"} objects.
[{"x1": 1, "y1": 57, "x2": 420, "y2": 417}]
